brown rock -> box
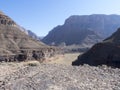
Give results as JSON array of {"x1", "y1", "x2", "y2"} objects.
[{"x1": 0, "y1": 11, "x2": 60, "y2": 62}]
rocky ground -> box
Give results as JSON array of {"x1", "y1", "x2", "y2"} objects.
[{"x1": 0, "y1": 61, "x2": 120, "y2": 90}]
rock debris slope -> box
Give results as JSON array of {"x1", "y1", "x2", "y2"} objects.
[{"x1": 0, "y1": 63, "x2": 120, "y2": 90}]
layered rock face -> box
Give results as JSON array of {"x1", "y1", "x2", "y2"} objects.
[
  {"x1": 72, "y1": 28, "x2": 120, "y2": 68},
  {"x1": 42, "y1": 14, "x2": 120, "y2": 47},
  {"x1": 0, "y1": 11, "x2": 58, "y2": 62}
]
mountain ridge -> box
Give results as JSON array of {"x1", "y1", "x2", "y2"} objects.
[{"x1": 42, "y1": 14, "x2": 120, "y2": 48}]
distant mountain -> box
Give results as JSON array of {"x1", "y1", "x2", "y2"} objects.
[
  {"x1": 42, "y1": 14, "x2": 120, "y2": 48},
  {"x1": 39, "y1": 36, "x2": 44, "y2": 40},
  {"x1": 27, "y1": 30, "x2": 44, "y2": 41},
  {"x1": 72, "y1": 28, "x2": 120, "y2": 68},
  {"x1": 27, "y1": 30, "x2": 40, "y2": 40}
]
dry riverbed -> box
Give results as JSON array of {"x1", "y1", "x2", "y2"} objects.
[{"x1": 45, "y1": 53, "x2": 80, "y2": 65}]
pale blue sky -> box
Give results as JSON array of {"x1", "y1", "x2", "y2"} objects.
[{"x1": 0, "y1": 0, "x2": 120, "y2": 36}]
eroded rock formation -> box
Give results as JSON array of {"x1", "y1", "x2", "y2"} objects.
[{"x1": 0, "y1": 11, "x2": 60, "y2": 62}]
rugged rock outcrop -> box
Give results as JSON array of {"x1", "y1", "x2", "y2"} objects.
[
  {"x1": 42, "y1": 14, "x2": 120, "y2": 48},
  {"x1": 0, "y1": 11, "x2": 59, "y2": 62},
  {"x1": 72, "y1": 28, "x2": 120, "y2": 68}
]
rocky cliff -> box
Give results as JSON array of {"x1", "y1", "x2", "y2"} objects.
[
  {"x1": 42, "y1": 14, "x2": 120, "y2": 47},
  {"x1": 72, "y1": 28, "x2": 120, "y2": 68},
  {"x1": 0, "y1": 11, "x2": 59, "y2": 62}
]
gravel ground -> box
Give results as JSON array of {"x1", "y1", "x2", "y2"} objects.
[
  {"x1": 45, "y1": 53, "x2": 80, "y2": 65},
  {"x1": 0, "y1": 62, "x2": 120, "y2": 90}
]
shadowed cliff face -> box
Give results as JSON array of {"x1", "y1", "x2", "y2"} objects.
[
  {"x1": 42, "y1": 14, "x2": 120, "y2": 47},
  {"x1": 72, "y1": 28, "x2": 120, "y2": 68}
]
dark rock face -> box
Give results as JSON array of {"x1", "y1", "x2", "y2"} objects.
[
  {"x1": 43, "y1": 28, "x2": 102, "y2": 46},
  {"x1": 0, "y1": 11, "x2": 60, "y2": 62},
  {"x1": 72, "y1": 28, "x2": 120, "y2": 68},
  {"x1": 42, "y1": 14, "x2": 120, "y2": 47}
]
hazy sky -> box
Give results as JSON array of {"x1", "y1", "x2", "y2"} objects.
[{"x1": 0, "y1": 0, "x2": 120, "y2": 36}]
